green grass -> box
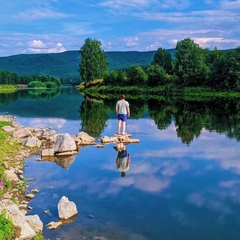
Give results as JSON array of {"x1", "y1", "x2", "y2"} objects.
[
  {"x1": 0, "y1": 210, "x2": 15, "y2": 240},
  {"x1": 0, "y1": 85, "x2": 18, "y2": 93},
  {"x1": 0, "y1": 121, "x2": 30, "y2": 197},
  {"x1": 33, "y1": 232, "x2": 44, "y2": 240}
]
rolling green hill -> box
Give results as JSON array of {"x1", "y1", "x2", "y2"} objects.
[{"x1": 0, "y1": 49, "x2": 176, "y2": 82}]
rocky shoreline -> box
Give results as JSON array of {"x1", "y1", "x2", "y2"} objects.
[{"x1": 0, "y1": 115, "x2": 140, "y2": 239}]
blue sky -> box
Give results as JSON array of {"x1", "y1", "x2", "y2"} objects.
[{"x1": 0, "y1": 0, "x2": 240, "y2": 57}]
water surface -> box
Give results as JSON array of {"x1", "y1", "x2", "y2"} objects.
[{"x1": 1, "y1": 88, "x2": 240, "y2": 240}]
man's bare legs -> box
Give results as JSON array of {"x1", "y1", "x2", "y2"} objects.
[
  {"x1": 117, "y1": 120, "x2": 121, "y2": 134},
  {"x1": 122, "y1": 121, "x2": 126, "y2": 134},
  {"x1": 117, "y1": 120, "x2": 126, "y2": 134}
]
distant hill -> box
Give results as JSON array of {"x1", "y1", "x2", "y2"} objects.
[{"x1": 0, "y1": 49, "x2": 176, "y2": 81}]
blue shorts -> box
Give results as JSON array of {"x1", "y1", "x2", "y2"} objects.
[{"x1": 118, "y1": 114, "x2": 127, "y2": 122}]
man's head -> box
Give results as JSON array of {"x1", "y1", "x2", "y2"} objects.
[
  {"x1": 121, "y1": 171, "x2": 126, "y2": 177},
  {"x1": 121, "y1": 94, "x2": 125, "y2": 100}
]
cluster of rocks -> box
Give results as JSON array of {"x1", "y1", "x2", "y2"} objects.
[
  {"x1": 0, "y1": 115, "x2": 140, "y2": 239},
  {"x1": 0, "y1": 196, "x2": 77, "y2": 239},
  {"x1": 2, "y1": 121, "x2": 96, "y2": 157}
]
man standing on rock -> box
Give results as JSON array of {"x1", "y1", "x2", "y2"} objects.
[{"x1": 116, "y1": 94, "x2": 130, "y2": 135}]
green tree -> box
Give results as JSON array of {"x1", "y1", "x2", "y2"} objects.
[
  {"x1": 222, "y1": 47, "x2": 240, "y2": 91},
  {"x1": 207, "y1": 47, "x2": 240, "y2": 91},
  {"x1": 206, "y1": 47, "x2": 225, "y2": 89},
  {"x1": 126, "y1": 66, "x2": 147, "y2": 86},
  {"x1": 79, "y1": 38, "x2": 109, "y2": 83},
  {"x1": 152, "y1": 47, "x2": 173, "y2": 73},
  {"x1": 174, "y1": 38, "x2": 208, "y2": 87},
  {"x1": 146, "y1": 64, "x2": 167, "y2": 87},
  {"x1": 104, "y1": 70, "x2": 127, "y2": 86}
]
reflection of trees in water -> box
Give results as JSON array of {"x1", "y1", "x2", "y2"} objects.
[
  {"x1": 0, "y1": 92, "x2": 19, "y2": 104},
  {"x1": 174, "y1": 100, "x2": 208, "y2": 145},
  {"x1": 79, "y1": 99, "x2": 109, "y2": 137},
  {"x1": 28, "y1": 88, "x2": 61, "y2": 99},
  {"x1": 0, "y1": 88, "x2": 61, "y2": 104},
  {"x1": 129, "y1": 98, "x2": 147, "y2": 119},
  {"x1": 147, "y1": 96, "x2": 240, "y2": 145},
  {"x1": 205, "y1": 98, "x2": 240, "y2": 141},
  {"x1": 147, "y1": 98, "x2": 174, "y2": 130}
]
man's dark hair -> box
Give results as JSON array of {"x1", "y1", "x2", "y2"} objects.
[{"x1": 121, "y1": 94, "x2": 126, "y2": 100}]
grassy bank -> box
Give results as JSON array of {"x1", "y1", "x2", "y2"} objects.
[
  {"x1": 0, "y1": 84, "x2": 18, "y2": 93},
  {"x1": 78, "y1": 82, "x2": 240, "y2": 101},
  {"x1": 0, "y1": 119, "x2": 42, "y2": 239}
]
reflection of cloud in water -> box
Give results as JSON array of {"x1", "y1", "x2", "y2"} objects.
[
  {"x1": 160, "y1": 160, "x2": 190, "y2": 176},
  {"x1": 220, "y1": 180, "x2": 240, "y2": 188},
  {"x1": 28, "y1": 118, "x2": 66, "y2": 129},
  {"x1": 104, "y1": 175, "x2": 170, "y2": 196},
  {"x1": 134, "y1": 176, "x2": 170, "y2": 192},
  {"x1": 18, "y1": 117, "x2": 81, "y2": 134},
  {"x1": 100, "y1": 156, "x2": 190, "y2": 196},
  {"x1": 187, "y1": 192, "x2": 232, "y2": 215},
  {"x1": 137, "y1": 128, "x2": 240, "y2": 175},
  {"x1": 171, "y1": 210, "x2": 196, "y2": 226}
]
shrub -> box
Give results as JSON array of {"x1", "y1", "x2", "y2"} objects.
[
  {"x1": 28, "y1": 81, "x2": 46, "y2": 88},
  {"x1": 0, "y1": 210, "x2": 14, "y2": 240},
  {"x1": 44, "y1": 81, "x2": 58, "y2": 88}
]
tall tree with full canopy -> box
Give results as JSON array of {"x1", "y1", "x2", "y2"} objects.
[
  {"x1": 152, "y1": 47, "x2": 173, "y2": 74},
  {"x1": 174, "y1": 38, "x2": 209, "y2": 87},
  {"x1": 79, "y1": 38, "x2": 109, "y2": 82}
]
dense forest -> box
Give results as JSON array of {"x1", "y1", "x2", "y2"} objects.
[
  {"x1": 0, "y1": 37, "x2": 239, "y2": 93},
  {"x1": 0, "y1": 71, "x2": 62, "y2": 88},
  {"x1": 0, "y1": 50, "x2": 160, "y2": 85},
  {"x1": 79, "y1": 38, "x2": 240, "y2": 94}
]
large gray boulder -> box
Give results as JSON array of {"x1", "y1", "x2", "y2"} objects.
[
  {"x1": 25, "y1": 214, "x2": 43, "y2": 233},
  {"x1": 74, "y1": 131, "x2": 96, "y2": 145},
  {"x1": 54, "y1": 133, "x2": 77, "y2": 153},
  {"x1": 37, "y1": 128, "x2": 57, "y2": 140},
  {"x1": 12, "y1": 128, "x2": 32, "y2": 139},
  {"x1": 57, "y1": 196, "x2": 78, "y2": 220},
  {"x1": 2, "y1": 125, "x2": 15, "y2": 132},
  {"x1": 22, "y1": 136, "x2": 41, "y2": 147}
]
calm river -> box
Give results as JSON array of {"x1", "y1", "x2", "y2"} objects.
[{"x1": 1, "y1": 87, "x2": 240, "y2": 240}]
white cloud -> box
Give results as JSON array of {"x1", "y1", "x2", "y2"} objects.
[
  {"x1": 99, "y1": 0, "x2": 152, "y2": 10},
  {"x1": 193, "y1": 37, "x2": 240, "y2": 49},
  {"x1": 123, "y1": 37, "x2": 139, "y2": 47},
  {"x1": 15, "y1": 8, "x2": 73, "y2": 20},
  {"x1": 221, "y1": 0, "x2": 240, "y2": 9},
  {"x1": 26, "y1": 40, "x2": 66, "y2": 53}
]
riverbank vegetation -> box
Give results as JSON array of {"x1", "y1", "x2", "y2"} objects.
[
  {"x1": 0, "y1": 70, "x2": 62, "y2": 89},
  {"x1": 0, "y1": 121, "x2": 25, "y2": 199},
  {"x1": 78, "y1": 38, "x2": 240, "y2": 97},
  {"x1": 0, "y1": 120, "x2": 43, "y2": 239},
  {"x1": 0, "y1": 210, "x2": 14, "y2": 240},
  {"x1": 0, "y1": 84, "x2": 18, "y2": 93}
]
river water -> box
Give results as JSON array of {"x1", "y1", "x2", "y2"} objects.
[{"x1": 1, "y1": 87, "x2": 240, "y2": 240}]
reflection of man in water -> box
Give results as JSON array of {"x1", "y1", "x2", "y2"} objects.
[{"x1": 115, "y1": 144, "x2": 130, "y2": 177}]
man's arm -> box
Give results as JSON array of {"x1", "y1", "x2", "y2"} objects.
[
  {"x1": 116, "y1": 104, "x2": 119, "y2": 115},
  {"x1": 127, "y1": 106, "x2": 130, "y2": 117}
]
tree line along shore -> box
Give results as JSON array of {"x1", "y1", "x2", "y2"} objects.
[{"x1": 0, "y1": 37, "x2": 240, "y2": 96}]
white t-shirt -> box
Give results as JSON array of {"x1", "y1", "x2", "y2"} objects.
[{"x1": 116, "y1": 100, "x2": 129, "y2": 114}]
